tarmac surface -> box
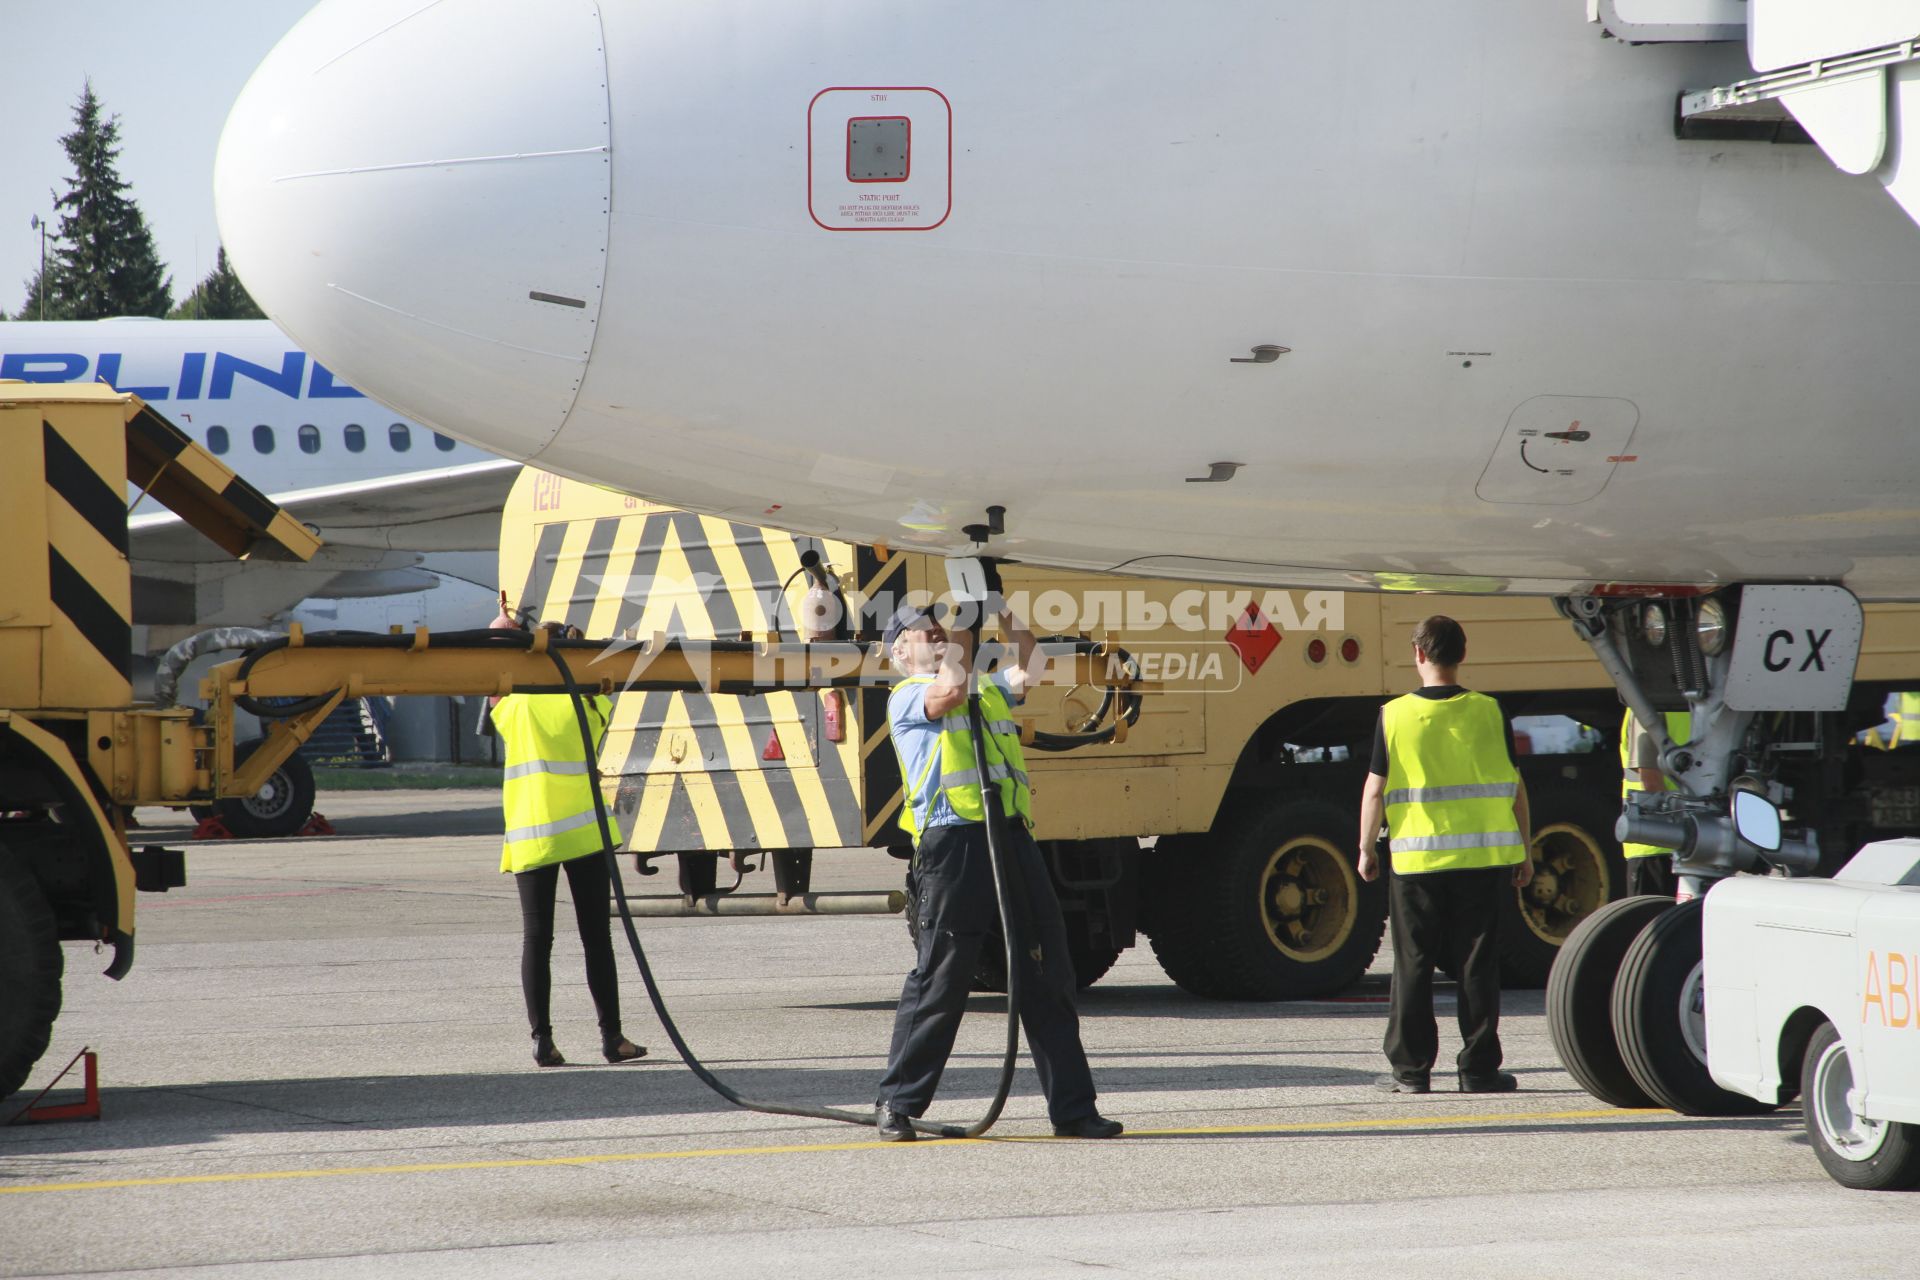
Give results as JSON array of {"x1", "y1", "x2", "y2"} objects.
[{"x1": 4, "y1": 789, "x2": 1918, "y2": 1277}]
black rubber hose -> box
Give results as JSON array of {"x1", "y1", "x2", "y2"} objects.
[{"x1": 542, "y1": 641, "x2": 1028, "y2": 1140}]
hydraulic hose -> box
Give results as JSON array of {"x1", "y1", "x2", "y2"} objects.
[{"x1": 544, "y1": 638, "x2": 1032, "y2": 1140}]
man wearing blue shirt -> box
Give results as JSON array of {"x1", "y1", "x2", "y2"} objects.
[{"x1": 872, "y1": 598, "x2": 1121, "y2": 1141}]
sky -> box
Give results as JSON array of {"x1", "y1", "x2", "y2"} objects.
[{"x1": 0, "y1": 0, "x2": 319, "y2": 317}]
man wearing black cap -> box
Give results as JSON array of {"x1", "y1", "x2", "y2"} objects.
[{"x1": 871, "y1": 594, "x2": 1122, "y2": 1141}]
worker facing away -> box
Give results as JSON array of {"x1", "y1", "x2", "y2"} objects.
[
  {"x1": 1621, "y1": 709, "x2": 1691, "y2": 899},
  {"x1": 873, "y1": 598, "x2": 1123, "y2": 1141},
  {"x1": 490, "y1": 612, "x2": 646, "y2": 1069},
  {"x1": 1358, "y1": 615, "x2": 1532, "y2": 1095}
]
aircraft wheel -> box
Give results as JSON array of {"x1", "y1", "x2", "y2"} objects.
[
  {"x1": 212, "y1": 742, "x2": 316, "y2": 838},
  {"x1": 1803, "y1": 1022, "x2": 1920, "y2": 1190},
  {"x1": 1546, "y1": 894, "x2": 1671, "y2": 1107},
  {"x1": 1498, "y1": 781, "x2": 1626, "y2": 987},
  {"x1": 1613, "y1": 896, "x2": 1775, "y2": 1116},
  {"x1": 0, "y1": 850, "x2": 64, "y2": 1100}
]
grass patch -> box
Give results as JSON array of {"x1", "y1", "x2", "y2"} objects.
[{"x1": 312, "y1": 763, "x2": 504, "y2": 791}]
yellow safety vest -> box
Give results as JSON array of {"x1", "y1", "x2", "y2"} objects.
[
  {"x1": 891, "y1": 675, "x2": 1034, "y2": 841},
  {"x1": 1381, "y1": 690, "x2": 1523, "y2": 874},
  {"x1": 1620, "y1": 710, "x2": 1690, "y2": 859},
  {"x1": 491, "y1": 692, "x2": 620, "y2": 873},
  {"x1": 1894, "y1": 692, "x2": 1920, "y2": 747}
]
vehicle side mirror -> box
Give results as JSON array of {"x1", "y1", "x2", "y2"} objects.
[{"x1": 1732, "y1": 790, "x2": 1782, "y2": 852}]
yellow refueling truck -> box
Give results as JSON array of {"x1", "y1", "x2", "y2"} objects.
[{"x1": 499, "y1": 468, "x2": 1920, "y2": 999}]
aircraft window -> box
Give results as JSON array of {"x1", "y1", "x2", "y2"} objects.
[
  {"x1": 344, "y1": 423, "x2": 365, "y2": 453},
  {"x1": 432, "y1": 431, "x2": 457, "y2": 452},
  {"x1": 389, "y1": 423, "x2": 411, "y2": 452},
  {"x1": 847, "y1": 116, "x2": 910, "y2": 181},
  {"x1": 253, "y1": 424, "x2": 276, "y2": 454},
  {"x1": 206, "y1": 425, "x2": 229, "y2": 455},
  {"x1": 298, "y1": 424, "x2": 321, "y2": 455}
]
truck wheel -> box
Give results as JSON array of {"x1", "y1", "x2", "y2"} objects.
[
  {"x1": 0, "y1": 851, "x2": 64, "y2": 1100},
  {"x1": 970, "y1": 919, "x2": 1120, "y2": 993},
  {"x1": 212, "y1": 742, "x2": 316, "y2": 838},
  {"x1": 1546, "y1": 894, "x2": 1671, "y2": 1108},
  {"x1": 1143, "y1": 833, "x2": 1235, "y2": 998},
  {"x1": 1158, "y1": 800, "x2": 1387, "y2": 1001},
  {"x1": 1613, "y1": 896, "x2": 1775, "y2": 1115},
  {"x1": 1499, "y1": 782, "x2": 1626, "y2": 987},
  {"x1": 1803, "y1": 1021, "x2": 1920, "y2": 1190}
]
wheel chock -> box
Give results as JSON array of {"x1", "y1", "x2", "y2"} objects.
[
  {"x1": 6, "y1": 1048, "x2": 101, "y2": 1125},
  {"x1": 189, "y1": 814, "x2": 236, "y2": 840},
  {"x1": 298, "y1": 812, "x2": 336, "y2": 836}
]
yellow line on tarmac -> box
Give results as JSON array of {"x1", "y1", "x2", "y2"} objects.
[{"x1": 0, "y1": 1106, "x2": 1671, "y2": 1196}]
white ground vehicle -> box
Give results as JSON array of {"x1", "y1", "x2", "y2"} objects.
[{"x1": 1703, "y1": 837, "x2": 1920, "y2": 1191}]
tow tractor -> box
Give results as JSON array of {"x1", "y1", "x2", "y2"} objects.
[{"x1": 1547, "y1": 589, "x2": 1920, "y2": 1189}]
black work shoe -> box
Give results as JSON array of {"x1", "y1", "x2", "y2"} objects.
[
  {"x1": 1458, "y1": 1071, "x2": 1519, "y2": 1093},
  {"x1": 875, "y1": 1103, "x2": 916, "y2": 1142},
  {"x1": 1375, "y1": 1073, "x2": 1430, "y2": 1094},
  {"x1": 1052, "y1": 1112, "x2": 1125, "y2": 1139}
]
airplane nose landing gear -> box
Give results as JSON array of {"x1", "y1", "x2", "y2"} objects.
[{"x1": 1547, "y1": 584, "x2": 1863, "y2": 1116}]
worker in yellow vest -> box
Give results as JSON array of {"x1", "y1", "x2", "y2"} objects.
[
  {"x1": 871, "y1": 597, "x2": 1121, "y2": 1141},
  {"x1": 1359, "y1": 615, "x2": 1532, "y2": 1095},
  {"x1": 1621, "y1": 709, "x2": 1691, "y2": 899},
  {"x1": 490, "y1": 614, "x2": 645, "y2": 1069}
]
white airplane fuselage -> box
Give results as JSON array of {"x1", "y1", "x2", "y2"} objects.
[{"x1": 215, "y1": 1, "x2": 1920, "y2": 598}]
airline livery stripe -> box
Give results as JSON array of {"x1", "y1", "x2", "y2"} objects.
[
  {"x1": 48, "y1": 547, "x2": 132, "y2": 682},
  {"x1": 42, "y1": 420, "x2": 129, "y2": 556}
]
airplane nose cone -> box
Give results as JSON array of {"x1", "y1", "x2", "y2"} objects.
[{"x1": 215, "y1": 0, "x2": 610, "y2": 456}]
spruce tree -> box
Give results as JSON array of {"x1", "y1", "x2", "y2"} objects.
[
  {"x1": 169, "y1": 246, "x2": 264, "y2": 320},
  {"x1": 30, "y1": 83, "x2": 173, "y2": 320}
]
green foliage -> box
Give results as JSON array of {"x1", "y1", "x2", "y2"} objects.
[
  {"x1": 169, "y1": 247, "x2": 265, "y2": 320},
  {"x1": 16, "y1": 82, "x2": 172, "y2": 320}
]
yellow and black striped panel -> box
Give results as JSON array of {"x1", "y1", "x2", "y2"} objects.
[
  {"x1": 514, "y1": 503, "x2": 866, "y2": 854},
  {"x1": 40, "y1": 413, "x2": 133, "y2": 708},
  {"x1": 856, "y1": 544, "x2": 911, "y2": 845}
]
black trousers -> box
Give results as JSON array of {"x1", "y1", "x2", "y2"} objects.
[
  {"x1": 876, "y1": 822, "x2": 1098, "y2": 1125},
  {"x1": 515, "y1": 853, "x2": 622, "y2": 1039},
  {"x1": 1626, "y1": 854, "x2": 1676, "y2": 899},
  {"x1": 1384, "y1": 864, "x2": 1505, "y2": 1081}
]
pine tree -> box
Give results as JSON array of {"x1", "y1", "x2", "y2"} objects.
[
  {"x1": 169, "y1": 246, "x2": 264, "y2": 320},
  {"x1": 25, "y1": 83, "x2": 173, "y2": 320}
]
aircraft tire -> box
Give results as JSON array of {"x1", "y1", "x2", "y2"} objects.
[
  {"x1": 1498, "y1": 780, "x2": 1627, "y2": 988},
  {"x1": 1803, "y1": 1022, "x2": 1920, "y2": 1191},
  {"x1": 1153, "y1": 799, "x2": 1386, "y2": 1001},
  {"x1": 212, "y1": 742, "x2": 316, "y2": 839},
  {"x1": 1545, "y1": 894, "x2": 1671, "y2": 1108},
  {"x1": 1613, "y1": 896, "x2": 1775, "y2": 1116},
  {"x1": 0, "y1": 849, "x2": 64, "y2": 1101}
]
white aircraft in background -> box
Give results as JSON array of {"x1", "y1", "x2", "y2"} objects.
[
  {"x1": 212, "y1": 0, "x2": 1920, "y2": 1184},
  {"x1": 0, "y1": 319, "x2": 515, "y2": 653}
]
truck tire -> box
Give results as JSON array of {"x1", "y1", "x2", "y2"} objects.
[
  {"x1": 1143, "y1": 833, "x2": 1236, "y2": 998},
  {"x1": 0, "y1": 851, "x2": 64, "y2": 1101},
  {"x1": 1153, "y1": 800, "x2": 1388, "y2": 1001},
  {"x1": 1546, "y1": 894, "x2": 1671, "y2": 1108},
  {"x1": 212, "y1": 741, "x2": 316, "y2": 838},
  {"x1": 1802, "y1": 1021, "x2": 1920, "y2": 1190},
  {"x1": 1499, "y1": 780, "x2": 1627, "y2": 987},
  {"x1": 905, "y1": 876, "x2": 1122, "y2": 994},
  {"x1": 1613, "y1": 896, "x2": 1775, "y2": 1116}
]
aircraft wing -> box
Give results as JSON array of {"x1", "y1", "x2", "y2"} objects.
[{"x1": 130, "y1": 459, "x2": 521, "y2": 645}]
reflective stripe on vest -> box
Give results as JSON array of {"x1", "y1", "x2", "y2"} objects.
[
  {"x1": 1620, "y1": 710, "x2": 1690, "y2": 859},
  {"x1": 891, "y1": 675, "x2": 1034, "y2": 840},
  {"x1": 1381, "y1": 690, "x2": 1523, "y2": 874},
  {"x1": 492, "y1": 692, "x2": 621, "y2": 873},
  {"x1": 1893, "y1": 693, "x2": 1920, "y2": 747}
]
